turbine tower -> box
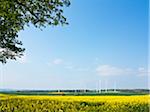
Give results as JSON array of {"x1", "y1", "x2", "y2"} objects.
[
  {"x1": 105, "y1": 80, "x2": 108, "y2": 93},
  {"x1": 114, "y1": 81, "x2": 117, "y2": 92},
  {"x1": 99, "y1": 80, "x2": 101, "y2": 93}
]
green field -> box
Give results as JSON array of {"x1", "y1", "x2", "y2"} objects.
[{"x1": 0, "y1": 89, "x2": 148, "y2": 96}]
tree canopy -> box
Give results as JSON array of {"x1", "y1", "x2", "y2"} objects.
[{"x1": 0, "y1": 0, "x2": 70, "y2": 63}]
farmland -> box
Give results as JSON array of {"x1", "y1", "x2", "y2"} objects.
[{"x1": 0, "y1": 93, "x2": 149, "y2": 112}]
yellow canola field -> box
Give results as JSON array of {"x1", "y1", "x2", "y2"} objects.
[
  {"x1": 5, "y1": 95, "x2": 149, "y2": 102},
  {"x1": 0, "y1": 94, "x2": 149, "y2": 112}
]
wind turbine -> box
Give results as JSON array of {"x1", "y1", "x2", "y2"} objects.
[
  {"x1": 114, "y1": 81, "x2": 117, "y2": 93},
  {"x1": 105, "y1": 80, "x2": 108, "y2": 93},
  {"x1": 84, "y1": 82, "x2": 86, "y2": 93},
  {"x1": 98, "y1": 80, "x2": 101, "y2": 93}
]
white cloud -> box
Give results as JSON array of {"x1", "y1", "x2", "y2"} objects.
[
  {"x1": 48, "y1": 58, "x2": 73, "y2": 67},
  {"x1": 138, "y1": 67, "x2": 149, "y2": 76},
  {"x1": 96, "y1": 65, "x2": 121, "y2": 76},
  {"x1": 96, "y1": 65, "x2": 133, "y2": 76},
  {"x1": 138, "y1": 67, "x2": 145, "y2": 72},
  {"x1": 96, "y1": 65, "x2": 149, "y2": 77},
  {"x1": 52, "y1": 58, "x2": 63, "y2": 65}
]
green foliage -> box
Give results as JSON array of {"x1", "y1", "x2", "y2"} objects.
[{"x1": 0, "y1": 0, "x2": 70, "y2": 63}]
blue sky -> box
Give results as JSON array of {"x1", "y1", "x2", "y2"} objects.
[{"x1": 1, "y1": 0, "x2": 149, "y2": 90}]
